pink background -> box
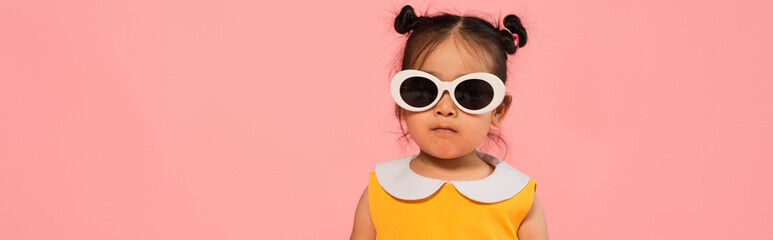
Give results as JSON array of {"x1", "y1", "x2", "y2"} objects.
[{"x1": 1, "y1": 0, "x2": 771, "y2": 239}]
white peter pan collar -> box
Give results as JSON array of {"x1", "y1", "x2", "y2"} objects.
[{"x1": 375, "y1": 150, "x2": 531, "y2": 203}]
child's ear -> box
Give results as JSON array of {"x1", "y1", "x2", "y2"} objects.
[{"x1": 492, "y1": 92, "x2": 513, "y2": 127}]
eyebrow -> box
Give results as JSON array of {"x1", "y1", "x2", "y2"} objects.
[{"x1": 423, "y1": 70, "x2": 467, "y2": 79}]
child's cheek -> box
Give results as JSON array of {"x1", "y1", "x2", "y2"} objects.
[{"x1": 463, "y1": 117, "x2": 495, "y2": 145}]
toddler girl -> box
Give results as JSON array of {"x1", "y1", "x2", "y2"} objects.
[{"x1": 350, "y1": 5, "x2": 548, "y2": 240}]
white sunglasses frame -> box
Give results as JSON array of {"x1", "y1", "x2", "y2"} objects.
[{"x1": 390, "y1": 69, "x2": 506, "y2": 115}]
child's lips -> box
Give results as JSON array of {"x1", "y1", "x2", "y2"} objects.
[
  {"x1": 432, "y1": 127, "x2": 457, "y2": 132},
  {"x1": 433, "y1": 129, "x2": 456, "y2": 134}
]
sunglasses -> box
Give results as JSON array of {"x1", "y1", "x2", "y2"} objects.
[{"x1": 390, "y1": 69, "x2": 506, "y2": 114}]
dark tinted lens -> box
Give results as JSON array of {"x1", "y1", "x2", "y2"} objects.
[
  {"x1": 399, "y1": 77, "x2": 438, "y2": 108},
  {"x1": 454, "y1": 79, "x2": 494, "y2": 110}
]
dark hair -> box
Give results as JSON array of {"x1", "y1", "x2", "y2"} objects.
[{"x1": 392, "y1": 5, "x2": 528, "y2": 159}]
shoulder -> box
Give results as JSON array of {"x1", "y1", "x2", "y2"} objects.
[
  {"x1": 518, "y1": 192, "x2": 549, "y2": 239},
  {"x1": 358, "y1": 185, "x2": 370, "y2": 206},
  {"x1": 350, "y1": 185, "x2": 376, "y2": 239}
]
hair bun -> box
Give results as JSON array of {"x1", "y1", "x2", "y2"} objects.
[
  {"x1": 500, "y1": 14, "x2": 528, "y2": 54},
  {"x1": 395, "y1": 5, "x2": 420, "y2": 34}
]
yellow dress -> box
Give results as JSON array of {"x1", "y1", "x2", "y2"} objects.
[{"x1": 368, "y1": 151, "x2": 537, "y2": 240}]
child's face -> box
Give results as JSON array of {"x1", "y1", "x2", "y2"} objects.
[{"x1": 401, "y1": 37, "x2": 512, "y2": 159}]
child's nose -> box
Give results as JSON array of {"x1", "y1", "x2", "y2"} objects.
[{"x1": 434, "y1": 92, "x2": 457, "y2": 117}]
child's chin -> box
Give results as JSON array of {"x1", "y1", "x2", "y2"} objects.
[{"x1": 422, "y1": 147, "x2": 470, "y2": 160}]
